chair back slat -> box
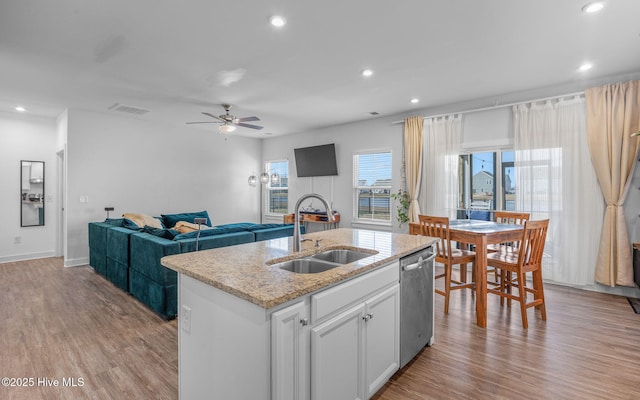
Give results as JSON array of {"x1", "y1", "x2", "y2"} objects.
[
  {"x1": 494, "y1": 211, "x2": 531, "y2": 251},
  {"x1": 495, "y1": 211, "x2": 530, "y2": 225},
  {"x1": 418, "y1": 215, "x2": 452, "y2": 262},
  {"x1": 516, "y1": 219, "x2": 549, "y2": 269}
]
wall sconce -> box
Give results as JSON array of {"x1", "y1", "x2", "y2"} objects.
[{"x1": 248, "y1": 175, "x2": 258, "y2": 187}]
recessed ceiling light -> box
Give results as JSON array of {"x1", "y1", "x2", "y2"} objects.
[
  {"x1": 582, "y1": 1, "x2": 605, "y2": 13},
  {"x1": 361, "y1": 69, "x2": 373, "y2": 77},
  {"x1": 15, "y1": 106, "x2": 26, "y2": 112},
  {"x1": 270, "y1": 15, "x2": 286, "y2": 28},
  {"x1": 578, "y1": 62, "x2": 593, "y2": 72},
  {"x1": 410, "y1": 98, "x2": 420, "y2": 104}
]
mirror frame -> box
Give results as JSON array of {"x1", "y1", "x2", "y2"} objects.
[{"x1": 20, "y1": 160, "x2": 45, "y2": 227}]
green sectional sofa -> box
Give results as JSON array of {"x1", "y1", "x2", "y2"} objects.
[{"x1": 88, "y1": 212, "x2": 302, "y2": 319}]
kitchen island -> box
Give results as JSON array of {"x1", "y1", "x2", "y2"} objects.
[{"x1": 161, "y1": 228, "x2": 436, "y2": 400}]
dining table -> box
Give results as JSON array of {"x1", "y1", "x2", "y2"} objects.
[{"x1": 410, "y1": 219, "x2": 524, "y2": 328}]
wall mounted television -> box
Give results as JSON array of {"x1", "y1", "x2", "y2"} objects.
[{"x1": 294, "y1": 143, "x2": 338, "y2": 177}]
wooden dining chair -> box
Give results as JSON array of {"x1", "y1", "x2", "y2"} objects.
[
  {"x1": 486, "y1": 219, "x2": 549, "y2": 329},
  {"x1": 417, "y1": 215, "x2": 476, "y2": 314},
  {"x1": 487, "y1": 211, "x2": 530, "y2": 252}
]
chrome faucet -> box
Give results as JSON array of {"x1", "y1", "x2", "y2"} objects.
[{"x1": 293, "y1": 193, "x2": 335, "y2": 252}]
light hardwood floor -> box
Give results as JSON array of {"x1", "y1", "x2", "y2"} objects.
[{"x1": 1, "y1": 257, "x2": 639, "y2": 399}]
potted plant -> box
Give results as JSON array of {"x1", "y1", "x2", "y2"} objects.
[{"x1": 390, "y1": 189, "x2": 410, "y2": 227}]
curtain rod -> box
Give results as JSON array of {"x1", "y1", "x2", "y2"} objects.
[{"x1": 392, "y1": 91, "x2": 585, "y2": 124}]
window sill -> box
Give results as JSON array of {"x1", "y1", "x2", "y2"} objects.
[{"x1": 351, "y1": 219, "x2": 392, "y2": 228}]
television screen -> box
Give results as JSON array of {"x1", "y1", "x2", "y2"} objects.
[{"x1": 294, "y1": 143, "x2": 338, "y2": 177}]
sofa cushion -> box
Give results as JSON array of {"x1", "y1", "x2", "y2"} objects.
[
  {"x1": 162, "y1": 211, "x2": 212, "y2": 228},
  {"x1": 129, "y1": 233, "x2": 180, "y2": 284},
  {"x1": 174, "y1": 221, "x2": 209, "y2": 233},
  {"x1": 123, "y1": 213, "x2": 164, "y2": 229},
  {"x1": 143, "y1": 225, "x2": 179, "y2": 240},
  {"x1": 179, "y1": 231, "x2": 255, "y2": 252},
  {"x1": 173, "y1": 227, "x2": 242, "y2": 241},
  {"x1": 246, "y1": 223, "x2": 288, "y2": 231},
  {"x1": 213, "y1": 222, "x2": 257, "y2": 232},
  {"x1": 103, "y1": 218, "x2": 125, "y2": 226},
  {"x1": 88, "y1": 222, "x2": 110, "y2": 276},
  {"x1": 129, "y1": 269, "x2": 177, "y2": 320},
  {"x1": 252, "y1": 224, "x2": 303, "y2": 242}
]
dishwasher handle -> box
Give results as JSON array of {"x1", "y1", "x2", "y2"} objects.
[{"x1": 402, "y1": 253, "x2": 435, "y2": 271}]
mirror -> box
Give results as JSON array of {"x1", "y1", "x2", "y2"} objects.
[{"x1": 21, "y1": 160, "x2": 45, "y2": 227}]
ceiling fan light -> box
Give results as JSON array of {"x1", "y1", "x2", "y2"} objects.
[{"x1": 219, "y1": 124, "x2": 236, "y2": 134}]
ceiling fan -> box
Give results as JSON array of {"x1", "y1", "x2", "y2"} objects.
[{"x1": 186, "y1": 104, "x2": 263, "y2": 134}]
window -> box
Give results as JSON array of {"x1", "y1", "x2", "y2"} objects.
[
  {"x1": 265, "y1": 160, "x2": 288, "y2": 214},
  {"x1": 353, "y1": 151, "x2": 392, "y2": 223},
  {"x1": 458, "y1": 150, "x2": 514, "y2": 216}
]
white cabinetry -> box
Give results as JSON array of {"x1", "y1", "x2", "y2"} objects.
[
  {"x1": 272, "y1": 300, "x2": 310, "y2": 400},
  {"x1": 310, "y1": 284, "x2": 400, "y2": 400},
  {"x1": 311, "y1": 302, "x2": 366, "y2": 400},
  {"x1": 364, "y1": 285, "x2": 400, "y2": 397},
  {"x1": 283, "y1": 261, "x2": 400, "y2": 400},
  {"x1": 179, "y1": 261, "x2": 400, "y2": 400}
]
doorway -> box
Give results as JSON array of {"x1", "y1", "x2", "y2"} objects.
[{"x1": 56, "y1": 149, "x2": 65, "y2": 260}]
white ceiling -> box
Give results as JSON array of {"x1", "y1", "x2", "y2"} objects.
[{"x1": 1, "y1": 0, "x2": 639, "y2": 137}]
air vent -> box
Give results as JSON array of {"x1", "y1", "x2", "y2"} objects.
[{"x1": 107, "y1": 103, "x2": 150, "y2": 115}]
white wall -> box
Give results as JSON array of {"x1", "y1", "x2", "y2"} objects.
[
  {"x1": 262, "y1": 115, "x2": 404, "y2": 232},
  {"x1": 0, "y1": 112, "x2": 58, "y2": 262},
  {"x1": 263, "y1": 75, "x2": 640, "y2": 298},
  {"x1": 64, "y1": 109, "x2": 262, "y2": 266}
]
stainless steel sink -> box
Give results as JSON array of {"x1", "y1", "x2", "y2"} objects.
[
  {"x1": 275, "y1": 258, "x2": 341, "y2": 274},
  {"x1": 270, "y1": 247, "x2": 378, "y2": 274},
  {"x1": 310, "y1": 249, "x2": 375, "y2": 264}
]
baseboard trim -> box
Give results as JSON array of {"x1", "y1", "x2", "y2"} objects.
[
  {"x1": 64, "y1": 257, "x2": 89, "y2": 267},
  {"x1": 0, "y1": 251, "x2": 56, "y2": 264}
]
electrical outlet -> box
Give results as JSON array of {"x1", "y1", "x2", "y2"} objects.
[
  {"x1": 181, "y1": 305, "x2": 192, "y2": 334},
  {"x1": 194, "y1": 218, "x2": 207, "y2": 225},
  {"x1": 14, "y1": 236, "x2": 21, "y2": 244}
]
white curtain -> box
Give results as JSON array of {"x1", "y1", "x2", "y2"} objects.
[
  {"x1": 514, "y1": 96, "x2": 604, "y2": 286},
  {"x1": 423, "y1": 115, "x2": 462, "y2": 218}
]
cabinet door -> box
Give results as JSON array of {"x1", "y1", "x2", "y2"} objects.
[
  {"x1": 364, "y1": 284, "x2": 400, "y2": 397},
  {"x1": 311, "y1": 303, "x2": 366, "y2": 400},
  {"x1": 272, "y1": 301, "x2": 310, "y2": 400}
]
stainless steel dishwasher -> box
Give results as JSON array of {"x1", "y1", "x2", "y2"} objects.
[{"x1": 399, "y1": 245, "x2": 435, "y2": 368}]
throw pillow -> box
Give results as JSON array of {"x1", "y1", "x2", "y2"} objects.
[
  {"x1": 174, "y1": 221, "x2": 206, "y2": 233},
  {"x1": 142, "y1": 226, "x2": 178, "y2": 240},
  {"x1": 122, "y1": 213, "x2": 163, "y2": 229},
  {"x1": 161, "y1": 211, "x2": 212, "y2": 228}
]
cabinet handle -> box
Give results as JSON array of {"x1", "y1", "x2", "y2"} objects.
[
  {"x1": 362, "y1": 313, "x2": 374, "y2": 322},
  {"x1": 299, "y1": 318, "x2": 309, "y2": 326}
]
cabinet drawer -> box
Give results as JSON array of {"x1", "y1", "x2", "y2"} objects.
[{"x1": 311, "y1": 261, "x2": 399, "y2": 323}]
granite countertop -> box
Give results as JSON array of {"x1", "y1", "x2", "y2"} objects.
[{"x1": 161, "y1": 228, "x2": 437, "y2": 309}]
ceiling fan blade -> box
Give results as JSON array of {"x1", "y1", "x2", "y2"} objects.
[
  {"x1": 236, "y1": 116, "x2": 260, "y2": 122},
  {"x1": 235, "y1": 122, "x2": 263, "y2": 130},
  {"x1": 202, "y1": 112, "x2": 224, "y2": 121},
  {"x1": 186, "y1": 121, "x2": 219, "y2": 124}
]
